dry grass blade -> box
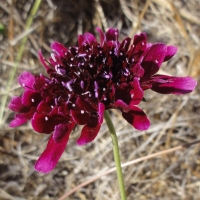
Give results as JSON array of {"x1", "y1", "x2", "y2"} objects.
[
  {"x1": 1, "y1": 0, "x2": 200, "y2": 199},
  {"x1": 58, "y1": 140, "x2": 200, "y2": 199},
  {"x1": 95, "y1": 0, "x2": 108, "y2": 31},
  {"x1": 0, "y1": 0, "x2": 42, "y2": 127}
]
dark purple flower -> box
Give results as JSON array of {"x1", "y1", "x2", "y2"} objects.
[{"x1": 9, "y1": 28, "x2": 197, "y2": 173}]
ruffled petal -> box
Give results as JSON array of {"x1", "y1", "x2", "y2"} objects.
[
  {"x1": 164, "y1": 45, "x2": 177, "y2": 62},
  {"x1": 15, "y1": 109, "x2": 35, "y2": 120},
  {"x1": 51, "y1": 42, "x2": 68, "y2": 57},
  {"x1": 34, "y1": 121, "x2": 74, "y2": 173},
  {"x1": 8, "y1": 97, "x2": 28, "y2": 112},
  {"x1": 151, "y1": 75, "x2": 197, "y2": 94},
  {"x1": 122, "y1": 106, "x2": 150, "y2": 131},
  {"x1": 9, "y1": 117, "x2": 27, "y2": 127},
  {"x1": 78, "y1": 33, "x2": 96, "y2": 46},
  {"x1": 18, "y1": 71, "x2": 35, "y2": 89},
  {"x1": 77, "y1": 124, "x2": 101, "y2": 145},
  {"x1": 142, "y1": 43, "x2": 167, "y2": 77},
  {"x1": 31, "y1": 113, "x2": 56, "y2": 134}
]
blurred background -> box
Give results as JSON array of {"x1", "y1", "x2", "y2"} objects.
[{"x1": 0, "y1": 0, "x2": 200, "y2": 199}]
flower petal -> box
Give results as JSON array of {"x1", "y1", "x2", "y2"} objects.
[
  {"x1": 8, "y1": 97, "x2": 28, "y2": 113},
  {"x1": 132, "y1": 63, "x2": 144, "y2": 77},
  {"x1": 9, "y1": 117, "x2": 27, "y2": 127},
  {"x1": 34, "y1": 121, "x2": 74, "y2": 173},
  {"x1": 119, "y1": 37, "x2": 131, "y2": 53},
  {"x1": 151, "y1": 75, "x2": 197, "y2": 94},
  {"x1": 31, "y1": 113, "x2": 56, "y2": 134},
  {"x1": 78, "y1": 33, "x2": 96, "y2": 46},
  {"x1": 37, "y1": 101, "x2": 52, "y2": 113},
  {"x1": 33, "y1": 75, "x2": 46, "y2": 90},
  {"x1": 53, "y1": 123, "x2": 75, "y2": 143},
  {"x1": 77, "y1": 97, "x2": 95, "y2": 111},
  {"x1": 51, "y1": 42, "x2": 68, "y2": 57},
  {"x1": 129, "y1": 78, "x2": 144, "y2": 105},
  {"x1": 77, "y1": 124, "x2": 101, "y2": 145},
  {"x1": 97, "y1": 103, "x2": 105, "y2": 124},
  {"x1": 106, "y1": 28, "x2": 119, "y2": 42},
  {"x1": 38, "y1": 50, "x2": 50, "y2": 70},
  {"x1": 114, "y1": 99, "x2": 129, "y2": 112},
  {"x1": 115, "y1": 83, "x2": 131, "y2": 105},
  {"x1": 164, "y1": 45, "x2": 177, "y2": 62},
  {"x1": 132, "y1": 32, "x2": 147, "y2": 53},
  {"x1": 15, "y1": 109, "x2": 35, "y2": 120},
  {"x1": 18, "y1": 71, "x2": 35, "y2": 89},
  {"x1": 21, "y1": 91, "x2": 42, "y2": 107},
  {"x1": 70, "y1": 109, "x2": 89, "y2": 125},
  {"x1": 122, "y1": 106, "x2": 150, "y2": 131},
  {"x1": 142, "y1": 43, "x2": 167, "y2": 77},
  {"x1": 96, "y1": 27, "x2": 105, "y2": 45}
]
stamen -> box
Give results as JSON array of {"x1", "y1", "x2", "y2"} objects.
[
  {"x1": 82, "y1": 91, "x2": 90, "y2": 95},
  {"x1": 45, "y1": 116, "x2": 48, "y2": 121},
  {"x1": 81, "y1": 110, "x2": 84, "y2": 114},
  {"x1": 31, "y1": 98, "x2": 35, "y2": 102},
  {"x1": 78, "y1": 53, "x2": 86, "y2": 57},
  {"x1": 66, "y1": 81, "x2": 73, "y2": 91},
  {"x1": 51, "y1": 53, "x2": 57, "y2": 62}
]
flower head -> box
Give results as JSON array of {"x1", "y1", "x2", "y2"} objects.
[{"x1": 9, "y1": 28, "x2": 197, "y2": 173}]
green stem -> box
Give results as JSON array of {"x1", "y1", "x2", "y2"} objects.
[
  {"x1": 0, "y1": 0, "x2": 42, "y2": 126},
  {"x1": 104, "y1": 110, "x2": 126, "y2": 200}
]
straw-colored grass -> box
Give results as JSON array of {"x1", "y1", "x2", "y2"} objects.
[{"x1": 0, "y1": 0, "x2": 200, "y2": 199}]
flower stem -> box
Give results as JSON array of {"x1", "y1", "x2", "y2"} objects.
[{"x1": 104, "y1": 110, "x2": 126, "y2": 200}]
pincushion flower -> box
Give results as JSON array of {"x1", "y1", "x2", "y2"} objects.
[{"x1": 9, "y1": 28, "x2": 197, "y2": 173}]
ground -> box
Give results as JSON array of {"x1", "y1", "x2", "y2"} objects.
[{"x1": 0, "y1": 0, "x2": 200, "y2": 199}]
